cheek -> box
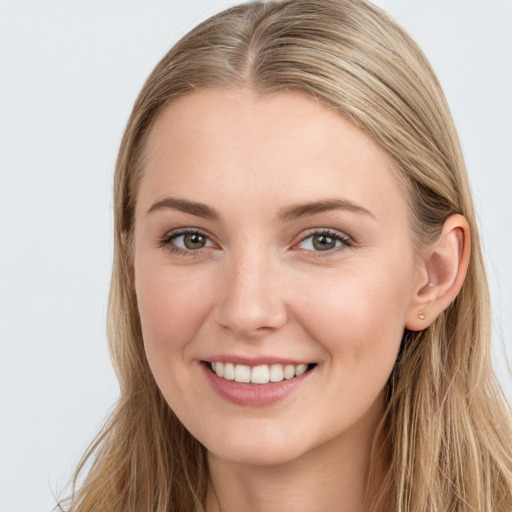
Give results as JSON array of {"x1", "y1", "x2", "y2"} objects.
[
  {"x1": 135, "y1": 262, "x2": 213, "y2": 364},
  {"x1": 134, "y1": 263, "x2": 217, "y2": 423},
  {"x1": 286, "y1": 266, "x2": 411, "y2": 440},
  {"x1": 296, "y1": 264, "x2": 410, "y2": 372}
]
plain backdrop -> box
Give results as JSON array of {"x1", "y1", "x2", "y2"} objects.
[{"x1": 0, "y1": 1, "x2": 511, "y2": 510}]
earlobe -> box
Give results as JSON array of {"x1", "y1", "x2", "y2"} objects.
[{"x1": 405, "y1": 214, "x2": 470, "y2": 331}]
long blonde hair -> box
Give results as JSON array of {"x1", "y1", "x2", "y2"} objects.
[{"x1": 60, "y1": 1, "x2": 512, "y2": 510}]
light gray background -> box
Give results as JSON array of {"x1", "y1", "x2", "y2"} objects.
[{"x1": 0, "y1": 1, "x2": 511, "y2": 511}]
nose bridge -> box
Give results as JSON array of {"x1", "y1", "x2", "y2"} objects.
[{"x1": 215, "y1": 242, "x2": 287, "y2": 337}]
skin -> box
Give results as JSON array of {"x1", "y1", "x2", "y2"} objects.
[{"x1": 132, "y1": 88, "x2": 468, "y2": 512}]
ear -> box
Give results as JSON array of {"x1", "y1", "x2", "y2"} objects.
[{"x1": 405, "y1": 214, "x2": 470, "y2": 331}]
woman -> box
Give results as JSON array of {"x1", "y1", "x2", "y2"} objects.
[{"x1": 60, "y1": 0, "x2": 512, "y2": 510}]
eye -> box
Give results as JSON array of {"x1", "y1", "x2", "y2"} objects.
[
  {"x1": 174, "y1": 232, "x2": 211, "y2": 250},
  {"x1": 157, "y1": 229, "x2": 215, "y2": 254},
  {"x1": 297, "y1": 230, "x2": 351, "y2": 253}
]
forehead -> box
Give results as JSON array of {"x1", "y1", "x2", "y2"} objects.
[{"x1": 137, "y1": 88, "x2": 408, "y2": 225}]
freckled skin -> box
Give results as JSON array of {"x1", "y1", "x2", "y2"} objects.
[{"x1": 133, "y1": 89, "x2": 424, "y2": 511}]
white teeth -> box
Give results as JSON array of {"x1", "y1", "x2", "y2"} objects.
[
  {"x1": 234, "y1": 364, "x2": 251, "y2": 383},
  {"x1": 295, "y1": 364, "x2": 308, "y2": 377},
  {"x1": 215, "y1": 361, "x2": 224, "y2": 377},
  {"x1": 211, "y1": 362, "x2": 311, "y2": 384},
  {"x1": 269, "y1": 364, "x2": 284, "y2": 382},
  {"x1": 283, "y1": 364, "x2": 295, "y2": 380},
  {"x1": 223, "y1": 362, "x2": 235, "y2": 380},
  {"x1": 251, "y1": 365, "x2": 270, "y2": 384}
]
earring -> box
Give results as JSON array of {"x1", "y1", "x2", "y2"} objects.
[{"x1": 417, "y1": 310, "x2": 426, "y2": 320}]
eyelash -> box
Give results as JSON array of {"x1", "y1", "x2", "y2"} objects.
[
  {"x1": 297, "y1": 229, "x2": 352, "y2": 257},
  {"x1": 156, "y1": 228, "x2": 214, "y2": 256},
  {"x1": 157, "y1": 228, "x2": 353, "y2": 257}
]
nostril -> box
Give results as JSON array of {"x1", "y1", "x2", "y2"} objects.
[{"x1": 213, "y1": 269, "x2": 288, "y2": 336}]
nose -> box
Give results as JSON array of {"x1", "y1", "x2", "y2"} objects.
[{"x1": 214, "y1": 248, "x2": 288, "y2": 339}]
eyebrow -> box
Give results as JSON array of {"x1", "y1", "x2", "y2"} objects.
[
  {"x1": 147, "y1": 197, "x2": 219, "y2": 220},
  {"x1": 278, "y1": 198, "x2": 375, "y2": 222},
  {"x1": 147, "y1": 196, "x2": 375, "y2": 221}
]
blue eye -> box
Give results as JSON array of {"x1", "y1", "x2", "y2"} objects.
[{"x1": 298, "y1": 230, "x2": 351, "y2": 252}]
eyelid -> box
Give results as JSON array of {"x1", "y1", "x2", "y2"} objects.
[
  {"x1": 294, "y1": 228, "x2": 353, "y2": 255},
  {"x1": 156, "y1": 226, "x2": 353, "y2": 257},
  {"x1": 156, "y1": 227, "x2": 217, "y2": 255}
]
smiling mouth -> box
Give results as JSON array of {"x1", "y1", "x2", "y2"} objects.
[{"x1": 206, "y1": 361, "x2": 316, "y2": 384}]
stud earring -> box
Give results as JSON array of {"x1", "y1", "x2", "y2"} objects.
[{"x1": 417, "y1": 310, "x2": 426, "y2": 320}]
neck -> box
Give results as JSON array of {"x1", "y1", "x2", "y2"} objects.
[{"x1": 206, "y1": 398, "x2": 388, "y2": 512}]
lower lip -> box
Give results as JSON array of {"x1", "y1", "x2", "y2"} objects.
[{"x1": 202, "y1": 363, "x2": 314, "y2": 407}]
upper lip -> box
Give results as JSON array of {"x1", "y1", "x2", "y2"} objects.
[{"x1": 202, "y1": 355, "x2": 314, "y2": 366}]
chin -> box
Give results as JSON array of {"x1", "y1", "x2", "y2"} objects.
[{"x1": 204, "y1": 429, "x2": 307, "y2": 468}]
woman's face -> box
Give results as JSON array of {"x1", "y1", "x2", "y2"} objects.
[{"x1": 133, "y1": 89, "x2": 423, "y2": 466}]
